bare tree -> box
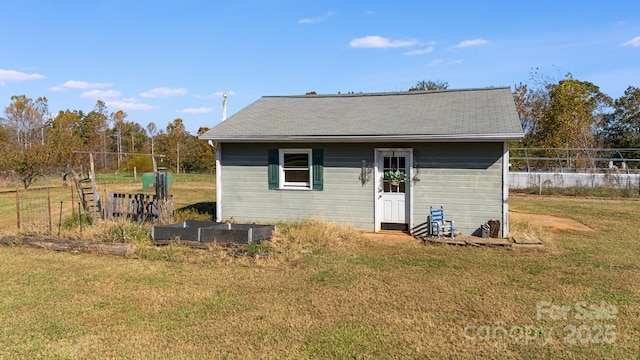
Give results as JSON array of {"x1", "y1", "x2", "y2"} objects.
[
  {"x1": 2, "y1": 95, "x2": 49, "y2": 148},
  {"x1": 409, "y1": 80, "x2": 449, "y2": 91}
]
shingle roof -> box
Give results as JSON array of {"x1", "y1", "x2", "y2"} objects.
[{"x1": 199, "y1": 87, "x2": 524, "y2": 142}]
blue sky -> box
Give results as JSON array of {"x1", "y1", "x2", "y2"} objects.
[{"x1": 1, "y1": 0, "x2": 639, "y2": 134}]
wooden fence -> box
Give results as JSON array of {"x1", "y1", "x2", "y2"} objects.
[{"x1": 106, "y1": 192, "x2": 173, "y2": 223}]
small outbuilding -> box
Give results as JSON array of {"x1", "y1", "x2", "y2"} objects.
[{"x1": 199, "y1": 88, "x2": 524, "y2": 237}]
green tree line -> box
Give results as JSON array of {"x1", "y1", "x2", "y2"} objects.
[
  {"x1": 2, "y1": 74, "x2": 638, "y2": 187},
  {"x1": 513, "y1": 70, "x2": 639, "y2": 169},
  {"x1": 0, "y1": 97, "x2": 215, "y2": 188},
  {"x1": 514, "y1": 71, "x2": 639, "y2": 149}
]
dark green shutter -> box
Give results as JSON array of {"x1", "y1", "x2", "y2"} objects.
[
  {"x1": 312, "y1": 149, "x2": 323, "y2": 191},
  {"x1": 268, "y1": 149, "x2": 279, "y2": 189}
]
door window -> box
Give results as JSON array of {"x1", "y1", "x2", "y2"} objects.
[{"x1": 383, "y1": 155, "x2": 406, "y2": 193}]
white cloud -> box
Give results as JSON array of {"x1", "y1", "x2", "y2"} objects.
[
  {"x1": 0, "y1": 69, "x2": 45, "y2": 85},
  {"x1": 621, "y1": 36, "x2": 640, "y2": 47},
  {"x1": 50, "y1": 80, "x2": 112, "y2": 91},
  {"x1": 105, "y1": 100, "x2": 154, "y2": 111},
  {"x1": 195, "y1": 90, "x2": 237, "y2": 100},
  {"x1": 81, "y1": 89, "x2": 122, "y2": 99},
  {"x1": 140, "y1": 87, "x2": 187, "y2": 98},
  {"x1": 350, "y1": 36, "x2": 419, "y2": 48},
  {"x1": 404, "y1": 47, "x2": 434, "y2": 56},
  {"x1": 427, "y1": 59, "x2": 463, "y2": 67},
  {"x1": 298, "y1": 11, "x2": 335, "y2": 24},
  {"x1": 453, "y1": 38, "x2": 489, "y2": 48},
  {"x1": 177, "y1": 107, "x2": 213, "y2": 114}
]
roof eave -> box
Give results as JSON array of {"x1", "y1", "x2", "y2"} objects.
[{"x1": 199, "y1": 133, "x2": 525, "y2": 143}]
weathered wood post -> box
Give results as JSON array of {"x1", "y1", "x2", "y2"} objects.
[
  {"x1": 78, "y1": 202, "x2": 83, "y2": 238},
  {"x1": 58, "y1": 201, "x2": 63, "y2": 238},
  {"x1": 47, "y1": 190, "x2": 52, "y2": 234},
  {"x1": 71, "y1": 185, "x2": 75, "y2": 216},
  {"x1": 15, "y1": 189, "x2": 20, "y2": 231}
]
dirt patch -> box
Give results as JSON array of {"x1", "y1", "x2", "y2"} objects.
[{"x1": 510, "y1": 212, "x2": 594, "y2": 232}]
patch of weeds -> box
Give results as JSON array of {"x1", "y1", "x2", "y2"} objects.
[
  {"x1": 595, "y1": 187, "x2": 614, "y2": 197},
  {"x1": 8, "y1": 342, "x2": 46, "y2": 358},
  {"x1": 41, "y1": 321, "x2": 83, "y2": 341},
  {"x1": 400, "y1": 255, "x2": 446, "y2": 270},
  {"x1": 133, "y1": 245, "x2": 180, "y2": 261},
  {"x1": 347, "y1": 254, "x2": 392, "y2": 271},
  {"x1": 103, "y1": 222, "x2": 151, "y2": 244},
  {"x1": 303, "y1": 323, "x2": 376, "y2": 359},
  {"x1": 348, "y1": 253, "x2": 446, "y2": 273},
  {"x1": 244, "y1": 242, "x2": 271, "y2": 255},
  {"x1": 22, "y1": 270, "x2": 54, "y2": 285},
  {"x1": 156, "y1": 291, "x2": 242, "y2": 331},
  {"x1": 272, "y1": 220, "x2": 363, "y2": 252},
  {"x1": 585, "y1": 288, "x2": 635, "y2": 305},
  {"x1": 173, "y1": 208, "x2": 212, "y2": 223},
  {"x1": 516, "y1": 186, "x2": 640, "y2": 199},
  {"x1": 619, "y1": 186, "x2": 637, "y2": 198},
  {"x1": 461, "y1": 285, "x2": 484, "y2": 296},
  {"x1": 525, "y1": 263, "x2": 549, "y2": 275},
  {"x1": 308, "y1": 266, "x2": 358, "y2": 288},
  {"x1": 565, "y1": 186, "x2": 592, "y2": 197},
  {"x1": 565, "y1": 244, "x2": 593, "y2": 257},
  {"x1": 503, "y1": 274, "x2": 528, "y2": 287},
  {"x1": 309, "y1": 269, "x2": 333, "y2": 283},
  {"x1": 559, "y1": 276, "x2": 584, "y2": 286},
  {"x1": 62, "y1": 213, "x2": 93, "y2": 229}
]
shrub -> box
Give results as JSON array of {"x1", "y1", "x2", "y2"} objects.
[
  {"x1": 62, "y1": 213, "x2": 93, "y2": 230},
  {"x1": 101, "y1": 222, "x2": 152, "y2": 244}
]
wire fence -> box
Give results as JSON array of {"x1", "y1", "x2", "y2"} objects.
[
  {"x1": 15, "y1": 189, "x2": 54, "y2": 235},
  {"x1": 510, "y1": 148, "x2": 640, "y2": 173}
]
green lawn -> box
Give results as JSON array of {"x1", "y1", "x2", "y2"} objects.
[{"x1": 0, "y1": 194, "x2": 638, "y2": 358}]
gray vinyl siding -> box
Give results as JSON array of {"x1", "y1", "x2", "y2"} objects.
[
  {"x1": 220, "y1": 143, "x2": 375, "y2": 230},
  {"x1": 412, "y1": 143, "x2": 503, "y2": 235},
  {"x1": 219, "y1": 142, "x2": 504, "y2": 234}
]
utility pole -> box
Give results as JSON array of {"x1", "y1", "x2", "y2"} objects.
[
  {"x1": 176, "y1": 142, "x2": 180, "y2": 174},
  {"x1": 102, "y1": 132, "x2": 106, "y2": 168},
  {"x1": 117, "y1": 128, "x2": 122, "y2": 170}
]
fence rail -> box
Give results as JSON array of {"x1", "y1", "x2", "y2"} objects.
[
  {"x1": 510, "y1": 171, "x2": 640, "y2": 191},
  {"x1": 510, "y1": 147, "x2": 640, "y2": 173},
  {"x1": 107, "y1": 192, "x2": 173, "y2": 223}
]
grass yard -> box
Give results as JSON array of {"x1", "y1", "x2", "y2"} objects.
[
  {"x1": 0, "y1": 173, "x2": 215, "y2": 234},
  {"x1": 0, "y1": 181, "x2": 638, "y2": 358}
]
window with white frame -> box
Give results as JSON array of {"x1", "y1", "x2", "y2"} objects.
[
  {"x1": 268, "y1": 148, "x2": 322, "y2": 190},
  {"x1": 279, "y1": 149, "x2": 312, "y2": 189}
]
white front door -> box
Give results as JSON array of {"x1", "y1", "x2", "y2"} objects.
[{"x1": 375, "y1": 149, "x2": 411, "y2": 231}]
